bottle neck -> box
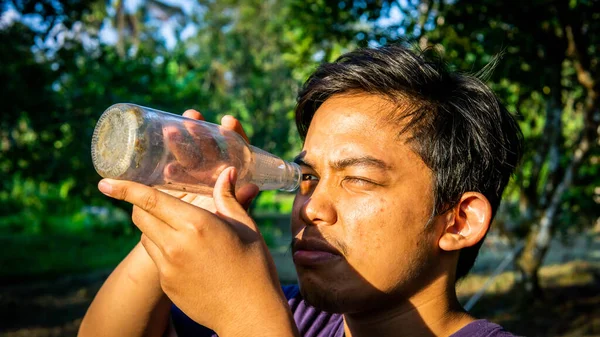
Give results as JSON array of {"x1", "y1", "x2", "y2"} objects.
[{"x1": 249, "y1": 145, "x2": 301, "y2": 192}]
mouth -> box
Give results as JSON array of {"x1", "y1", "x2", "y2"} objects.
[{"x1": 292, "y1": 238, "x2": 343, "y2": 266}]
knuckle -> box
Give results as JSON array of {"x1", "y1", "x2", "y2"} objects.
[
  {"x1": 187, "y1": 222, "x2": 206, "y2": 237},
  {"x1": 131, "y1": 207, "x2": 141, "y2": 224},
  {"x1": 158, "y1": 265, "x2": 173, "y2": 282},
  {"x1": 116, "y1": 184, "x2": 129, "y2": 201},
  {"x1": 142, "y1": 190, "x2": 159, "y2": 211},
  {"x1": 140, "y1": 233, "x2": 149, "y2": 247},
  {"x1": 163, "y1": 244, "x2": 183, "y2": 261}
]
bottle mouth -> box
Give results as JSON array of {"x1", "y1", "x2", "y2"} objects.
[
  {"x1": 279, "y1": 161, "x2": 302, "y2": 192},
  {"x1": 91, "y1": 104, "x2": 140, "y2": 179}
]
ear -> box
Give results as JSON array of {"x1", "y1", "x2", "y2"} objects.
[{"x1": 438, "y1": 192, "x2": 492, "y2": 252}]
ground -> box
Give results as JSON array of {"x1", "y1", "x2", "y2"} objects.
[
  {"x1": 1, "y1": 260, "x2": 599, "y2": 337},
  {"x1": 1, "y1": 230, "x2": 599, "y2": 336}
]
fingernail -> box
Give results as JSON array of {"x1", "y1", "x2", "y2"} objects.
[
  {"x1": 98, "y1": 180, "x2": 113, "y2": 196},
  {"x1": 229, "y1": 167, "x2": 237, "y2": 185}
]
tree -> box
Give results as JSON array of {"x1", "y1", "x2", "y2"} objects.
[
  {"x1": 400, "y1": 0, "x2": 600, "y2": 296},
  {"x1": 4, "y1": 1, "x2": 596, "y2": 296}
]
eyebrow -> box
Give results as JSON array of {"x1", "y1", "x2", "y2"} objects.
[
  {"x1": 293, "y1": 154, "x2": 391, "y2": 171},
  {"x1": 293, "y1": 154, "x2": 314, "y2": 169}
]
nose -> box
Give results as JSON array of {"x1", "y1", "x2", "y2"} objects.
[{"x1": 299, "y1": 182, "x2": 337, "y2": 227}]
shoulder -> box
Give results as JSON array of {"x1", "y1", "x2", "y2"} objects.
[{"x1": 451, "y1": 319, "x2": 520, "y2": 337}]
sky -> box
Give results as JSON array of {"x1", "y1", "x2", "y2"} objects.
[
  {"x1": 0, "y1": 0, "x2": 197, "y2": 50},
  {"x1": 0, "y1": 0, "x2": 408, "y2": 52}
]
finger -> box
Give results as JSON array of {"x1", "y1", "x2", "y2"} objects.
[
  {"x1": 183, "y1": 109, "x2": 204, "y2": 120},
  {"x1": 213, "y1": 167, "x2": 257, "y2": 231},
  {"x1": 140, "y1": 233, "x2": 165, "y2": 266},
  {"x1": 132, "y1": 206, "x2": 173, "y2": 249},
  {"x1": 221, "y1": 115, "x2": 250, "y2": 143},
  {"x1": 164, "y1": 162, "x2": 201, "y2": 186},
  {"x1": 163, "y1": 125, "x2": 204, "y2": 169},
  {"x1": 98, "y1": 179, "x2": 204, "y2": 231},
  {"x1": 236, "y1": 184, "x2": 260, "y2": 211},
  {"x1": 183, "y1": 120, "x2": 225, "y2": 165},
  {"x1": 181, "y1": 110, "x2": 223, "y2": 165}
]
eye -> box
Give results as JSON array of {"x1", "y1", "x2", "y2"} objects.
[
  {"x1": 343, "y1": 177, "x2": 378, "y2": 187},
  {"x1": 299, "y1": 173, "x2": 318, "y2": 194},
  {"x1": 302, "y1": 173, "x2": 319, "y2": 181}
]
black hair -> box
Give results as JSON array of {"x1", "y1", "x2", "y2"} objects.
[{"x1": 295, "y1": 44, "x2": 523, "y2": 281}]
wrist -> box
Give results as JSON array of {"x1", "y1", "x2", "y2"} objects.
[
  {"x1": 125, "y1": 242, "x2": 163, "y2": 293},
  {"x1": 215, "y1": 287, "x2": 298, "y2": 337},
  {"x1": 218, "y1": 303, "x2": 299, "y2": 337}
]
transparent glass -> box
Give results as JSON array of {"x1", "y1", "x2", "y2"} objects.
[{"x1": 91, "y1": 103, "x2": 301, "y2": 194}]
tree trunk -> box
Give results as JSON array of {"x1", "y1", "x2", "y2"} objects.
[
  {"x1": 516, "y1": 222, "x2": 549, "y2": 298},
  {"x1": 516, "y1": 134, "x2": 592, "y2": 297},
  {"x1": 515, "y1": 11, "x2": 598, "y2": 298}
]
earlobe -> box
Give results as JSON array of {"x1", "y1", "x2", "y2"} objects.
[{"x1": 438, "y1": 192, "x2": 492, "y2": 252}]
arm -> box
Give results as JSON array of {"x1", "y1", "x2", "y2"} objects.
[
  {"x1": 97, "y1": 168, "x2": 299, "y2": 337},
  {"x1": 80, "y1": 110, "x2": 264, "y2": 337},
  {"x1": 78, "y1": 242, "x2": 171, "y2": 337}
]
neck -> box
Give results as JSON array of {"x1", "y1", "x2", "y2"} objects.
[{"x1": 342, "y1": 275, "x2": 474, "y2": 337}]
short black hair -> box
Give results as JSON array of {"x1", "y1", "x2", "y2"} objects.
[{"x1": 295, "y1": 44, "x2": 523, "y2": 281}]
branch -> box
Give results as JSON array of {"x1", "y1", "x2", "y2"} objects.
[
  {"x1": 560, "y1": 4, "x2": 599, "y2": 138},
  {"x1": 530, "y1": 0, "x2": 599, "y2": 258},
  {"x1": 565, "y1": 25, "x2": 595, "y2": 92},
  {"x1": 539, "y1": 95, "x2": 564, "y2": 208},
  {"x1": 534, "y1": 131, "x2": 592, "y2": 248}
]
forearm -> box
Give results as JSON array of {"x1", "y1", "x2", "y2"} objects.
[{"x1": 79, "y1": 242, "x2": 172, "y2": 337}]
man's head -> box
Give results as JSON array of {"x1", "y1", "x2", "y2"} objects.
[{"x1": 290, "y1": 45, "x2": 522, "y2": 313}]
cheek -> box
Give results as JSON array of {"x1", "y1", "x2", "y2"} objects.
[
  {"x1": 340, "y1": 196, "x2": 432, "y2": 288},
  {"x1": 341, "y1": 197, "x2": 396, "y2": 255},
  {"x1": 291, "y1": 194, "x2": 306, "y2": 236}
]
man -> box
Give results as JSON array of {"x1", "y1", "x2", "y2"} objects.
[{"x1": 79, "y1": 44, "x2": 522, "y2": 336}]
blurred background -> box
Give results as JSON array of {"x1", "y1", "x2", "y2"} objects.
[{"x1": 0, "y1": 0, "x2": 599, "y2": 336}]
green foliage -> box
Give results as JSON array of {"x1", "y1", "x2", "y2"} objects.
[
  {"x1": 1, "y1": 0, "x2": 598, "y2": 282},
  {"x1": 0, "y1": 174, "x2": 131, "y2": 235},
  {"x1": 420, "y1": 0, "x2": 600, "y2": 238},
  {"x1": 0, "y1": 233, "x2": 139, "y2": 279},
  {"x1": 254, "y1": 190, "x2": 295, "y2": 214}
]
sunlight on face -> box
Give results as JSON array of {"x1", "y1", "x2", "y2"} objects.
[{"x1": 291, "y1": 93, "x2": 442, "y2": 313}]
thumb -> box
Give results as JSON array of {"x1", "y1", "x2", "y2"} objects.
[{"x1": 213, "y1": 167, "x2": 257, "y2": 230}]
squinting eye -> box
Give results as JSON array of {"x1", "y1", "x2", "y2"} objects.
[{"x1": 344, "y1": 177, "x2": 376, "y2": 186}]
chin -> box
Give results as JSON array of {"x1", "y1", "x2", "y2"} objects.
[
  {"x1": 297, "y1": 272, "x2": 385, "y2": 314},
  {"x1": 298, "y1": 279, "x2": 348, "y2": 313}
]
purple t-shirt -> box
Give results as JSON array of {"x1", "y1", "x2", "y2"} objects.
[{"x1": 171, "y1": 285, "x2": 516, "y2": 336}]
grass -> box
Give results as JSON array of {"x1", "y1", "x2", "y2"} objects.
[
  {"x1": 0, "y1": 233, "x2": 139, "y2": 283},
  {"x1": 456, "y1": 260, "x2": 600, "y2": 299},
  {"x1": 456, "y1": 260, "x2": 600, "y2": 336},
  {"x1": 0, "y1": 218, "x2": 283, "y2": 284}
]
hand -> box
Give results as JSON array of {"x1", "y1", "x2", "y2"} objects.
[
  {"x1": 97, "y1": 168, "x2": 296, "y2": 336},
  {"x1": 161, "y1": 110, "x2": 258, "y2": 212},
  {"x1": 162, "y1": 110, "x2": 254, "y2": 198}
]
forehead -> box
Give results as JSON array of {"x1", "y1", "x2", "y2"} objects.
[
  {"x1": 304, "y1": 93, "x2": 401, "y2": 153},
  {"x1": 310, "y1": 93, "x2": 393, "y2": 132},
  {"x1": 301, "y1": 93, "x2": 430, "y2": 173}
]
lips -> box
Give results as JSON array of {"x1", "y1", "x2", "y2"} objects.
[{"x1": 292, "y1": 239, "x2": 342, "y2": 266}]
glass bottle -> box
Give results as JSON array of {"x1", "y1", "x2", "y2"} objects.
[{"x1": 91, "y1": 103, "x2": 301, "y2": 195}]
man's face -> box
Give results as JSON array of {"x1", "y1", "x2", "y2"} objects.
[{"x1": 291, "y1": 93, "x2": 443, "y2": 313}]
